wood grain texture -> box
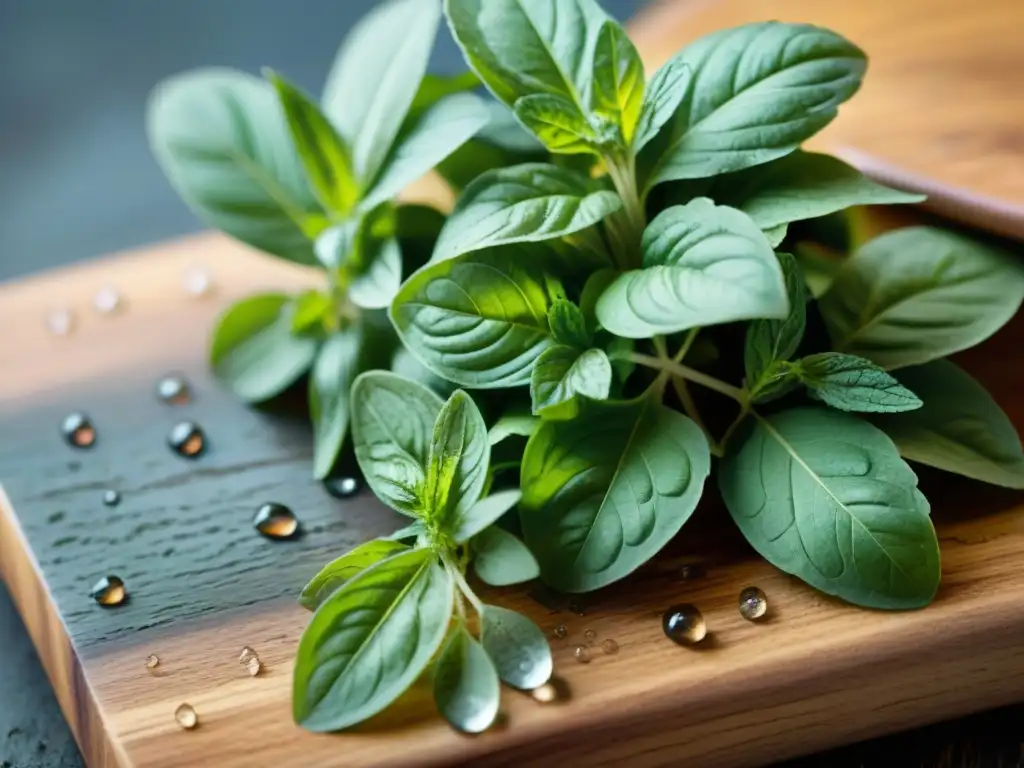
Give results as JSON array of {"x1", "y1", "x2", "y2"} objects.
[
  {"x1": 0, "y1": 224, "x2": 1022, "y2": 768},
  {"x1": 630, "y1": 0, "x2": 1024, "y2": 240}
]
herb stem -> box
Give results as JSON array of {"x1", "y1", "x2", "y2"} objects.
[
  {"x1": 715, "y1": 403, "x2": 751, "y2": 455},
  {"x1": 605, "y1": 154, "x2": 645, "y2": 267},
  {"x1": 444, "y1": 554, "x2": 484, "y2": 614},
  {"x1": 670, "y1": 375, "x2": 717, "y2": 453},
  {"x1": 674, "y1": 328, "x2": 700, "y2": 363},
  {"x1": 627, "y1": 352, "x2": 746, "y2": 402}
]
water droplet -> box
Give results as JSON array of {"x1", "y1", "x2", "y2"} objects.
[
  {"x1": 168, "y1": 422, "x2": 205, "y2": 459},
  {"x1": 174, "y1": 703, "x2": 198, "y2": 730},
  {"x1": 47, "y1": 309, "x2": 75, "y2": 336},
  {"x1": 739, "y1": 586, "x2": 768, "y2": 621},
  {"x1": 90, "y1": 575, "x2": 126, "y2": 607},
  {"x1": 183, "y1": 267, "x2": 212, "y2": 297},
  {"x1": 323, "y1": 475, "x2": 361, "y2": 499},
  {"x1": 573, "y1": 646, "x2": 590, "y2": 664},
  {"x1": 662, "y1": 604, "x2": 706, "y2": 646},
  {"x1": 156, "y1": 375, "x2": 191, "y2": 406},
  {"x1": 531, "y1": 683, "x2": 557, "y2": 703},
  {"x1": 583, "y1": 628, "x2": 597, "y2": 642},
  {"x1": 93, "y1": 286, "x2": 123, "y2": 315},
  {"x1": 62, "y1": 413, "x2": 96, "y2": 448},
  {"x1": 103, "y1": 490, "x2": 121, "y2": 507},
  {"x1": 253, "y1": 503, "x2": 300, "y2": 540},
  {"x1": 601, "y1": 639, "x2": 619, "y2": 655},
  {"x1": 552, "y1": 624, "x2": 567, "y2": 639},
  {"x1": 567, "y1": 597, "x2": 586, "y2": 616},
  {"x1": 146, "y1": 654, "x2": 160, "y2": 670}
]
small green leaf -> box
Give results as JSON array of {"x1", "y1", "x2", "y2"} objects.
[
  {"x1": 521, "y1": 393, "x2": 710, "y2": 591},
  {"x1": 634, "y1": 53, "x2": 690, "y2": 151},
  {"x1": 874, "y1": 360, "x2": 1024, "y2": 489},
  {"x1": 322, "y1": 0, "x2": 442, "y2": 185},
  {"x1": 472, "y1": 527, "x2": 540, "y2": 586},
  {"x1": 488, "y1": 413, "x2": 540, "y2": 445},
  {"x1": 479, "y1": 605, "x2": 552, "y2": 690},
  {"x1": 309, "y1": 329, "x2": 364, "y2": 479},
  {"x1": 530, "y1": 346, "x2": 612, "y2": 420},
  {"x1": 800, "y1": 353, "x2": 922, "y2": 413},
  {"x1": 452, "y1": 489, "x2": 522, "y2": 543},
  {"x1": 350, "y1": 371, "x2": 445, "y2": 516},
  {"x1": 268, "y1": 71, "x2": 359, "y2": 215},
  {"x1": 291, "y1": 290, "x2": 333, "y2": 335},
  {"x1": 349, "y1": 237, "x2": 403, "y2": 310},
  {"x1": 293, "y1": 548, "x2": 452, "y2": 731},
  {"x1": 548, "y1": 299, "x2": 590, "y2": 349},
  {"x1": 390, "y1": 247, "x2": 563, "y2": 388},
  {"x1": 314, "y1": 219, "x2": 360, "y2": 272},
  {"x1": 819, "y1": 227, "x2": 1024, "y2": 369},
  {"x1": 424, "y1": 390, "x2": 489, "y2": 526},
  {"x1": 210, "y1": 294, "x2": 318, "y2": 403},
  {"x1": 745, "y1": 252, "x2": 807, "y2": 399},
  {"x1": 298, "y1": 539, "x2": 409, "y2": 611},
  {"x1": 764, "y1": 224, "x2": 789, "y2": 248},
  {"x1": 433, "y1": 163, "x2": 621, "y2": 262},
  {"x1": 720, "y1": 408, "x2": 940, "y2": 609},
  {"x1": 596, "y1": 198, "x2": 788, "y2": 338},
  {"x1": 513, "y1": 94, "x2": 600, "y2": 155},
  {"x1": 590, "y1": 20, "x2": 645, "y2": 146},
  {"x1": 434, "y1": 625, "x2": 500, "y2": 734},
  {"x1": 388, "y1": 520, "x2": 428, "y2": 542}
]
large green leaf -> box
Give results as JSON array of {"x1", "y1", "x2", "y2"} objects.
[
  {"x1": 530, "y1": 346, "x2": 612, "y2": 420},
  {"x1": 390, "y1": 247, "x2": 563, "y2": 387},
  {"x1": 744, "y1": 251, "x2": 806, "y2": 401},
  {"x1": 433, "y1": 625, "x2": 500, "y2": 734},
  {"x1": 293, "y1": 548, "x2": 452, "y2": 731},
  {"x1": 596, "y1": 198, "x2": 788, "y2": 338},
  {"x1": 479, "y1": 605, "x2": 552, "y2": 689},
  {"x1": 424, "y1": 390, "x2": 490, "y2": 525},
  {"x1": 472, "y1": 527, "x2": 540, "y2": 586},
  {"x1": 800, "y1": 352, "x2": 922, "y2": 413},
  {"x1": 634, "y1": 53, "x2": 690, "y2": 151},
  {"x1": 309, "y1": 328, "x2": 363, "y2": 479},
  {"x1": 819, "y1": 227, "x2": 1024, "y2": 369},
  {"x1": 513, "y1": 94, "x2": 601, "y2": 155},
  {"x1": 875, "y1": 360, "x2": 1024, "y2": 489},
  {"x1": 590, "y1": 20, "x2": 645, "y2": 146},
  {"x1": 433, "y1": 164, "x2": 621, "y2": 262},
  {"x1": 350, "y1": 371, "x2": 445, "y2": 516},
  {"x1": 639, "y1": 23, "x2": 865, "y2": 190},
  {"x1": 298, "y1": 539, "x2": 409, "y2": 611},
  {"x1": 322, "y1": 0, "x2": 442, "y2": 185},
  {"x1": 521, "y1": 394, "x2": 710, "y2": 591},
  {"x1": 147, "y1": 69, "x2": 321, "y2": 264},
  {"x1": 210, "y1": 294, "x2": 318, "y2": 403},
  {"x1": 719, "y1": 408, "x2": 940, "y2": 609}
]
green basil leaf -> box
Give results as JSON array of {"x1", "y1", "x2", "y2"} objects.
[
  {"x1": 548, "y1": 299, "x2": 591, "y2": 348},
  {"x1": 309, "y1": 328, "x2": 363, "y2": 479},
  {"x1": 350, "y1": 371, "x2": 445, "y2": 516},
  {"x1": 590, "y1": 20, "x2": 645, "y2": 147},
  {"x1": 452, "y1": 489, "x2": 522, "y2": 543},
  {"x1": 634, "y1": 53, "x2": 690, "y2": 151},
  {"x1": 800, "y1": 352, "x2": 922, "y2": 414},
  {"x1": 521, "y1": 393, "x2": 711, "y2": 591},
  {"x1": 293, "y1": 548, "x2": 452, "y2": 731},
  {"x1": 639, "y1": 22, "x2": 865, "y2": 190},
  {"x1": 210, "y1": 293, "x2": 318, "y2": 403},
  {"x1": 764, "y1": 223, "x2": 789, "y2": 248},
  {"x1": 349, "y1": 237, "x2": 403, "y2": 310},
  {"x1": 361, "y1": 93, "x2": 490, "y2": 210},
  {"x1": 298, "y1": 539, "x2": 409, "y2": 611},
  {"x1": 390, "y1": 247, "x2": 563, "y2": 387},
  {"x1": 513, "y1": 94, "x2": 600, "y2": 155},
  {"x1": 409, "y1": 70, "x2": 482, "y2": 120},
  {"x1": 322, "y1": 0, "x2": 442, "y2": 185},
  {"x1": 472, "y1": 527, "x2": 540, "y2": 586},
  {"x1": 433, "y1": 163, "x2": 621, "y2": 262},
  {"x1": 388, "y1": 520, "x2": 428, "y2": 542},
  {"x1": 479, "y1": 604, "x2": 552, "y2": 690},
  {"x1": 424, "y1": 390, "x2": 490, "y2": 525},
  {"x1": 268, "y1": 71, "x2": 359, "y2": 215},
  {"x1": 596, "y1": 198, "x2": 788, "y2": 338},
  {"x1": 291, "y1": 290, "x2": 333, "y2": 335},
  {"x1": 819, "y1": 227, "x2": 1024, "y2": 369},
  {"x1": 488, "y1": 413, "x2": 540, "y2": 445},
  {"x1": 745, "y1": 251, "x2": 806, "y2": 398},
  {"x1": 874, "y1": 360, "x2": 1024, "y2": 489},
  {"x1": 147, "y1": 69, "x2": 322, "y2": 265},
  {"x1": 434, "y1": 625, "x2": 500, "y2": 734},
  {"x1": 721, "y1": 408, "x2": 939, "y2": 609},
  {"x1": 531, "y1": 346, "x2": 612, "y2": 420}
]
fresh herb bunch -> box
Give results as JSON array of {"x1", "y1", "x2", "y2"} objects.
[{"x1": 150, "y1": 0, "x2": 1024, "y2": 736}]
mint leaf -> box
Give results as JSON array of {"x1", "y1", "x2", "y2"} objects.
[
  {"x1": 596, "y1": 198, "x2": 788, "y2": 338},
  {"x1": 720, "y1": 408, "x2": 940, "y2": 609},
  {"x1": 530, "y1": 346, "x2": 612, "y2": 420},
  {"x1": 298, "y1": 539, "x2": 409, "y2": 611},
  {"x1": 634, "y1": 53, "x2": 690, "y2": 151},
  {"x1": 434, "y1": 625, "x2": 500, "y2": 734},
  {"x1": 513, "y1": 93, "x2": 600, "y2": 155},
  {"x1": 309, "y1": 328, "x2": 363, "y2": 479},
  {"x1": 472, "y1": 527, "x2": 540, "y2": 586},
  {"x1": 745, "y1": 252, "x2": 806, "y2": 401},
  {"x1": 424, "y1": 390, "x2": 489, "y2": 526},
  {"x1": 293, "y1": 548, "x2": 452, "y2": 731},
  {"x1": 521, "y1": 394, "x2": 711, "y2": 591},
  {"x1": 874, "y1": 360, "x2": 1024, "y2": 489},
  {"x1": 548, "y1": 299, "x2": 591, "y2": 348},
  {"x1": 590, "y1": 20, "x2": 645, "y2": 146},
  {"x1": 800, "y1": 352, "x2": 922, "y2": 413},
  {"x1": 479, "y1": 605, "x2": 552, "y2": 690},
  {"x1": 452, "y1": 489, "x2": 522, "y2": 543},
  {"x1": 819, "y1": 227, "x2": 1024, "y2": 369}
]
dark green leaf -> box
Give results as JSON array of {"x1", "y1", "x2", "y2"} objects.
[
  {"x1": 548, "y1": 299, "x2": 591, "y2": 348},
  {"x1": 634, "y1": 53, "x2": 690, "y2": 151},
  {"x1": 513, "y1": 94, "x2": 600, "y2": 155},
  {"x1": 590, "y1": 20, "x2": 645, "y2": 146},
  {"x1": 745, "y1": 252, "x2": 807, "y2": 399},
  {"x1": 452, "y1": 489, "x2": 522, "y2": 543},
  {"x1": 472, "y1": 527, "x2": 540, "y2": 586},
  {"x1": 530, "y1": 346, "x2": 612, "y2": 420},
  {"x1": 800, "y1": 352, "x2": 922, "y2": 413},
  {"x1": 479, "y1": 605, "x2": 552, "y2": 690},
  {"x1": 298, "y1": 539, "x2": 409, "y2": 611},
  {"x1": 309, "y1": 328, "x2": 363, "y2": 479},
  {"x1": 433, "y1": 625, "x2": 500, "y2": 733},
  {"x1": 424, "y1": 390, "x2": 489, "y2": 526},
  {"x1": 293, "y1": 548, "x2": 452, "y2": 731},
  {"x1": 719, "y1": 408, "x2": 940, "y2": 609}
]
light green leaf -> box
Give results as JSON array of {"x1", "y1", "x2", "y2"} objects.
[
  {"x1": 314, "y1": 219, "x2": 360, "y2": 271},
  {"x1": 433, "y1": 163, "x2": 621, "y2": 262},
  {"x1": 819, "y1": 227, "x2": 1024, "y2": 369},
  {"x1": 298, "y1": 539, "x2": 409, "y2": 611},
  {"x1": 322, "y1": 0, "x2": 442, "y2": 184},
  {"x1": 479, "y1": 605, "x2": 552, "y2": 689},
  {"x1": 639, "y1": 22, "x2": 865, "y2": 190},
  {"x1": 388, "y1": 520, "x2": 428, "y2": 542},
  {"x1": 210, "y1": 294, "x2": 318, "y2": 403},
  {"x1": 434, "y1": 625, "x2": 500, "y2": 734},
  {"x1": 409, "y1": 70, "x2": 482, "y2": 119},
  {"x1": 350, "y1": 371, "x2": 445, "y2": 516},
  {"x1": 513, "y1": 94, "x2": 600, "y2": 155},
  {"x1": 424, "y1": 390, "x2": 490, "y2": 526},
  {"x1": 875, "y1": 360, "x2": 1024, "y2": 489},
  {"x1": 596, "y1": 198, "x2": 788, "y2": 338},
  {"x1": 590, "y1": 20, "x2": 645, "y2": 146},
  {"x1": 361, "y1": 93, "x2": 490, "y2": 210},
  {"x1": 390, "y1": 247, "x2": 563, "y2": 387},
  {"x1": 745, "y1": 251, "x2": 806, "y2": 400},
  {"x1": 309, "y1": 328, "x2": 364, "y2": 479},
  {"x1": 452, "y1": 489, "x2": 522, "y2": 543},
  {"x1": 147, "y1": 69, "x2": 321, "y2": 264},
  {"x1": 521, "y1": 393, "x2": 711, "y2": 591},
  {"x1": 800, "y1": 352, "x2": 922, "y2": 413},
  {"x1": 293, "y1": 548, "x2": 452, "y2": 731},
  {"x1": 531, "y1": 346, "x2": 612, "y2": 420},
  {"x1": 268, "y1": 71, "x2": 358, "y2": 215},
  {"x1": 391, "y1": 345, "x2": 458, "y2": 399},
  {"x1": 634, "y1": 53, "x2": 690, "y2": 151},
  {"x1": 764, "y1": 224, "x2": 789, "y2": 248},
  {"x1": 472, "y1": 527, "x2": 540, "y2": 586},
  {"x1": 488, "y1": 413, "x2": 540, "y2": 445},
  {"x1": 291, "y1": 290, "x2": 333, "y2": 335},
  {"x1": 349, "y1": 237, "x2": 403, "y2": 310}
]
